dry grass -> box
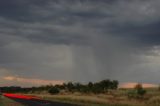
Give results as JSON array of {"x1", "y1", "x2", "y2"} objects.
[
  {"x1": 26, "y1": 88, "x2": 160, "y2": 106},
  {"x1": 147, "y1": 96, "x2": 160, "y2": 106},
  {"x1": 0, "y1": 96, "x2": 24, "y2": 106},
  {"x1": 29, "y1": 93, "x2": 143, "y2": 106}
]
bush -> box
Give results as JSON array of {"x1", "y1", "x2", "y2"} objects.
[
  {"x1": 137, "y1": 88, "x2": 146, "y2": 96},
  {"x1": 135, "y1": 84, "x2": 146, "y2": 96},
  {"x1": 127, "y1": 84, "x2": 146, "y2": 99},
  {"x1": 48, "y1": 87, "x2": 60, "y2": 95}
]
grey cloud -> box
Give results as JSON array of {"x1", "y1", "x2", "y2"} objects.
[{"x1": 1, "y1": 0, "x2": 160, "y2": 86}]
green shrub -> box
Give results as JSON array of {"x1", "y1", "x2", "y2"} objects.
[
  {"x1": 48, "y1": 87, "x2": 60, "y2": 95},
  {"x1": 137, "y1": 88, "x2": 146, "y2": 96},
  {"x1": 135, "y1": 83, "x2": 146, "y2": 96},
  {"x1": 127, "y1": 84, "x2": 146, "y2": 99}
]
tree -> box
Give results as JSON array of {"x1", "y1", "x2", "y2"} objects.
[
  {"x1": 66, "y1": 82, "x2": 74, "y2": 92},
  {"x1": 88, "y1": 82, "x2": 93, "y2": 89},
  {"x1": 48, "y1": 87, "x2": 60, "y2": 95},
  {"x1": 92, "y1": 83, "x2": 103, "y2": 94},
  {"x1": 112, "y1": 80, "x2": 119, "y2": 89},
  {"x1": 74, "y1": 83, "x2": 82, "y2": 92},
  {"x1": 134, "y1": 83, "x2": 146, "y2": 96}
]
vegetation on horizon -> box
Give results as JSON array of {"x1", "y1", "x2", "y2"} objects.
[{"x1": 0, "y1": 79, "x2": 119, "y2": 95}]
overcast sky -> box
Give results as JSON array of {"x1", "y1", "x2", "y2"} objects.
[{"x1": 1, "y1": 0, "x2": 160, "y2": 87}]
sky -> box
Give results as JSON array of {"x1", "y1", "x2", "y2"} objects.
[{"x1": 1, "y1": 0, "x2": 160, "y2": 87}]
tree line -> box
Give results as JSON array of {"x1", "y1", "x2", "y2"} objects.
[{"x1": 0, "y1": 79, "x2": 119, "y2": 94}]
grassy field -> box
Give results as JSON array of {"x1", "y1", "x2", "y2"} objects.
[
  {"x1": 27, "y1": 88, "x2": 160, "y2": 106},
  {"x1": 0, "y1": 96, "x2": 24, "y2": 106}
]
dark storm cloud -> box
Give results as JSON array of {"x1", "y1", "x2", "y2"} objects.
[
  {"x1": 1, "y1": 0, "x2": 160, "y2": 86},
  {"x1": 0, "y1": 0, "x2": 50, "y2": 21},
  {"x1": 0, "y1": 0, "x2": 158, "y2": 46},
  {"x1": 108, "y1": 22, "x2": 160, "y2": 47}
]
